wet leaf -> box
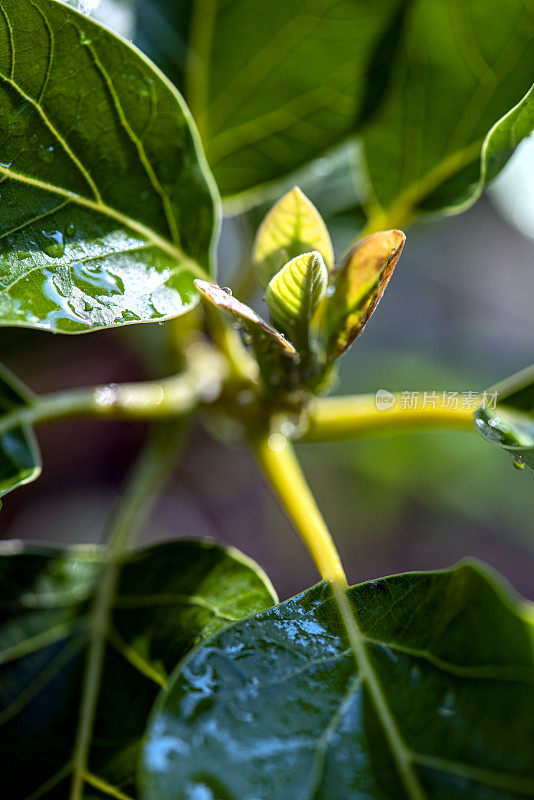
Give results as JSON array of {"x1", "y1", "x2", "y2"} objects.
[
  {"x1": 253, "y1": 187, "x2": 334, "y2": 288},
  {"x1": 142, "y1": 561, "x2": 534, "y2": 800},
  {"x1": 474, "y1": 364, "x2": 534, "y2": 471},
  {"x1": 326, "y1": 230, "x2": 405, "y2": 359},
  {"x1": 0, "y1": 364, "x2": 40, "y2": 498},
  {"x1": 0, "y1": 0, "x2": 218, "y2": 333},
  {"x1": 0, "y1": 539, "x2": 276, "y2": 799},
  {"x1": 195, "y1": 276, "x2": 297, "y2": 353},
  {"x1": 266, "y1": 251, "x2": 328, "y2": 353}
]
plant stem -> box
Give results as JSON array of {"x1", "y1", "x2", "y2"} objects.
[
  {"x1": 301, "y1": 394, "x2": 476, "y2": 442},
  {"x1": 69, "y1": 423, "x2": 186, "y2": 800},
  {"x1": 251, "y1": 431, "x2": 346, "y2": 583},
  {"x1": 0, "y1": 357, "x2": 227, "y2": 437}
]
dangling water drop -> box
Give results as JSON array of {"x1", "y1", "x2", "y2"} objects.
[
  {"x1": 40, "y1": 230, "x2": 65, "y2": 258},
  {"x1": 513, "y1": 455, "x2": 527, "y2": 470}
]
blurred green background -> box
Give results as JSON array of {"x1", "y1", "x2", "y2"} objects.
[{"x1": 1, "y1": 0, "x2": 534, "y2": 601}]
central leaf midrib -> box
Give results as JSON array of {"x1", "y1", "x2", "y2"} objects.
[
  {"x1": 0, "y1": 165, "x2": 205, "y2": 277},
  {"x1": 332, "y1": 581, "x2": 427, "y2": 800}
]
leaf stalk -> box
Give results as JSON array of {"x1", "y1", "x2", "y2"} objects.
[{"x1": 251, "y1": 431, "x2": 347, "y2": 583}]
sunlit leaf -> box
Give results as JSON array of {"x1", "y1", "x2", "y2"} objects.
[
  {"x1": 135, "y1": 0, "x2": 533, "y2": 231},
  {"x1": 195, "y1": 278, "x2": 297, "y2": 355},
  {"x1": 0, "y1": 0, "x2": 218, "y2": 333},
  {"x1": 266, "y1": 251, "x2": 328, "y2": 354},
  {"x1": 142, "y1": 561, "x2": 534, "y2": 800},
  {"x1": 134, "y1": 0, "x2": 402, "y2": 203},
  {"x1": 253, "y1": 187, "x2": 334, "y2": 288},
  {"x1": 474, "y1": 364, "x2": 534, "y2": 471},
  {"x1": 195, "y1": 279, "x2": 299, "y2": 395},
  {"x1": 362, "y1": 1, "x2": 534, "y2": 225},
  {"x1": 0, "y1": 539, "x2": 276, "y2": 798},
  {"x1": 0, "y1": 364, "x2": 40, "y2": 498},
  {"x1": 481, "y1": 83, "x2": 534, "y2": 194},
  {"x1": 326, "y1": 230, "x2": 405, "y2": 359}
]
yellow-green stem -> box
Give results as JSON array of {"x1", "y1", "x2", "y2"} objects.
[
  {"x1": 302, "y1": 394, "x2": 476, "y2": 443},
  {"x1": 251, "y1": 431, "x2": 346, "y2": 583}
]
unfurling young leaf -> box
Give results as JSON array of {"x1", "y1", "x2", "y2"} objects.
[
  {"x1": 253, "y1": 187, "x2": 334, "y2": 288},
  {"x1": 195, "y1": 279, "x2": 299, "y2": 393},
  {"x1": 266, "y1": 251, "x2": 328, "y2": 353},
  {"x1": 326, "y1": 229, "x2": 405, "y2": 359},
  {"x1": 194, "y1": 280, "x2": 297, "y2": 358},
  {"x1": 474, "y1": 364, "x2": 534, "y2": 471},
  {"x1": 0, "y1": 364, "x2": 41, "y2": 498}
]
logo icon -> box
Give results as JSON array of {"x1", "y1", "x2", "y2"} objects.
[{"x1": 375, "y1": 389, "x2": 396, "y2": 411}]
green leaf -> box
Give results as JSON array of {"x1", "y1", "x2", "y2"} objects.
[
  {"x1": 134, "y1": 0, "x2": 402, "y2": 203},
  {"x1": 142, "y1": 561, "x2": 534, "y2": 800},
  {"x1": 362, "y1": 1, "x2": 534, "y2": 225},
  {"x1": 0, "y1": 363, "x2": 40, "y2": 498},
  {"x1": 482, "y1": 83, "x2": 534, "y2": 190},
  {"x1": 253, "y1": 187, "x2": 334, "y2": 288},
  {"x1": 474, "y1": 364, "x2": 534, "y2": 471},
  {"x1": 266, "y1": 252, "x2": 328, "y2": 354},
  {"x1": 133, "y1": 0, "x2": 533, "y2": 231},
  {"x1": 326, "y1": 229, "x2": 405, "y2": 359},
  {"x1": 0, "y1": 539, "x2": 276, "y2": 799},
  {"x1": 0, "y1": 0, "x2": 218, "y2": 334}
]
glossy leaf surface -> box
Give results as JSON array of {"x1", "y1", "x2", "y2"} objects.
[
  {"x1": 253, "y1": 187, "x2": 334, "y2": 288},
  {"x1": 0, "y1": 539, "x2": 276, "y2": 799},
  {"x1": 143, "y1": 561, "x2": 534, "y2": 800},
  {"x1": 266, "y1": 251, "x2": 328, "y2": 353},
  {"x1": 474, "y1": 364, "x2": 534, "y2": 471},
  {"x1": 0, "y1": 364, "x2": 40, "y2": 498},
  {"x1": 136, "y1": 0, "x2": 534, "y2": 227},
  {"x1": 135, "y1": 0, "x2": 401, "y2": 202},
  {"x1": 363, "y1": 1, "x2": 534, "y2": 223},
  {"x1": 326, "y1": 230, "x2": 405, "y2": 359},
  {"x1": 0, "y1": 0, "x2": 218, "y2": 333}
]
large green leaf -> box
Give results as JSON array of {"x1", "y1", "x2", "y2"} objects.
[
  {"x1": 142, "y1": 561, "x2": 534, "y2": 800},
  {"x1": 135, "y1": 0, "x2": 534, "y2": 226},
  {"x1": 474, "y1": 364, "x2": 534, "y2": 471},
  {"x1": 0, "y1": 539, "x2": 276, "y2": 799},
  {"x1": 0, "y1": 363, "x2": 40, "y2": 498},
  {"x1": 362, "y1": 1, "x2": 534, "y2": 225},
  {"x1": 134, "y1": 0, "x2": 402, "y2": 203},
  {"x1": 0, "y1": 0, "x2": 218, "y2": 333}
]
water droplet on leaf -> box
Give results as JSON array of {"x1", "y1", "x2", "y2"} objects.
[
  {"x1": 40, "y1": 230, "x2": 65, "y2": 258},
  {"x1": 65, "y1": 222, "x2": 76, "y2": 237},
  {"x1": 513, "y1": 455, "x2": 527, "y2": 470}
]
